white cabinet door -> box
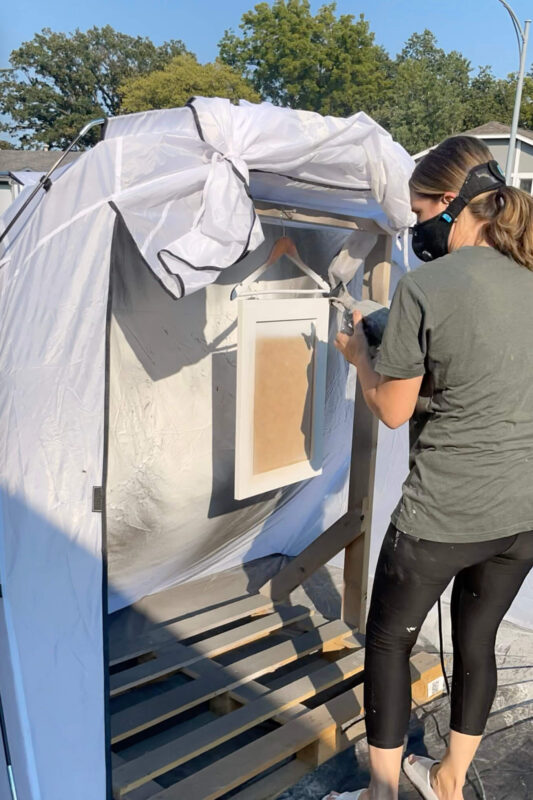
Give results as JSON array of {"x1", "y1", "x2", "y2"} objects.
[{"x1": 235, "y1": 297, "x2": 329, "y2": 499}]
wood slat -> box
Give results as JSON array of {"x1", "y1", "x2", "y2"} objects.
[
  {"x1": 111, "y1": 605, "x2": 312, "y2": 696},
  {"x1": 224, "y1": 716, "x2": 368, "y2": 800},
  {"x1": 112, "y1": 754, "x2": 162, "y2": 800},
  {"x1": 260, "y1": 520, "x2": 363, "y2": 603},
  {"x1": 143, "y1": 684, "x2": 365, "y2": 800},
  {"x1": 113, "y1": 647, "x2": 365, "y2": 796},
  {"x1": 111, "y1": 619, "x2": 352, "y2": 744},
  {"x1": 110, "y1": 594, "x2": 275, "y2": 666},
  {"x1": 228, "y1": 761, "x2": 309, "y2": 800},
  {"x1": 217, "y1": 711, "x2": 368, "y2": 800}
]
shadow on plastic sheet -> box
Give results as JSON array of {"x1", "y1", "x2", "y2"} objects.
[
  {"x1": 0, "y1": 489, "x2": 362, "y2": 800},
  {"x1": 239, "y1": 351, "x2": 350, "y2": 621},
  {"x1": 111, "y1": 217, "x2": 307, "y2": 384}
]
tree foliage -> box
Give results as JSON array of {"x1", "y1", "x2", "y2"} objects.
[
  {"x1": 380, "y1": 30, "x2": 471, "y2": 153},
  {"x1": 0, "y1": 26, "x2": 188, "y2": 148},
  {"x1": 219, "y1": 0, "x2": 392, "y2": 117},
  {"x1": 220, "y1": 3, "x2": 533, "y2": 153},
  {"x1": 2, "y1": 11, "x2": 532, "y2": 156},
  {"x1": 120, "y1": 54, "x2": 259, "y2": 113}
]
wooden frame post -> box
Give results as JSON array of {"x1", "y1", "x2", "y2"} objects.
[
  {"x1": 342, "y1": 234, "x2": 392, "y2": 630},
  {"x1": 260, "y1": 232, "x2": 393, "y2": 631}
]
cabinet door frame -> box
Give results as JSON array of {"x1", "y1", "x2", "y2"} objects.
[{"x1": 235, "y1": 297, "x2": 329, "y2": 500}]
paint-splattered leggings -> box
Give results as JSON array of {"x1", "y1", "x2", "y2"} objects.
[{"x1": 364, "y1": 524, "x2": 533, "y2": 748}]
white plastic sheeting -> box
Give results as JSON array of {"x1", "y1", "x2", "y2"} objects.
[
  {"x1": 107, "y1": 222, "x2": 378, "y2": 611},
  {"x1": 0, "y1": 204, "x2": 113, "y2": 800},
  {"x1": 0, "y1": 98, "x2": 415, "y2": 800},
  {"x1": 103, "y1": 98, "x2": 414, "y2": 298}
]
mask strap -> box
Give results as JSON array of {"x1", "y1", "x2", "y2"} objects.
[
  {"x1": 438, "y1": 196, "x2": 467, "y2": 225},
  {"x1": 439, "y1": 160, "x2": 506, "y2": 225}
]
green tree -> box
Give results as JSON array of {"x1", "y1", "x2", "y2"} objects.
[
  {"x1": 382, "y1": 30, "x2": 471, "y2": 154},
  {"x1": 463, "y1": 67, "x2": 512, "y2": 129},
  {"x1": 463, "y1": 66, "x2": 533, "y2": 131},
  {"x1": 0, "y1": 26, "x2": 189, "y2": 149},
  {"x1": 0, "y1": 140, "x2": 13, "y2": 150},
  {"x1": 120, "y1": 53, "x2": 259, "y2": 113},
  {"x1": 219, "y1": 0, "x2": 392, "y2": 117},
  {"x1": 506, "y1": 69, "x2": 533, "y2": 130}
]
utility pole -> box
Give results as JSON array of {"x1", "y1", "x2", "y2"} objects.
[{"x1": 497, "y1": 1, "x2": 531, "y2": 184}]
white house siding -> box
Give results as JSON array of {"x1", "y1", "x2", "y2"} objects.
[
  {"x1": 0, "y1": 181, "x2": 14, "y2": 215},
  {"x1": 482, "y1": 138, "x2": 509, "y2": 173}
]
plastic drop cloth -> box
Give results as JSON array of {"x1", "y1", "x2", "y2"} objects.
[{"x1": 107, "y1": 222, "x2": 378, "y2": 610}]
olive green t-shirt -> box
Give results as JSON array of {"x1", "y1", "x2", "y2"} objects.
[{"x1": 375, "y1": 245, "x2": 533, "y2": 543}]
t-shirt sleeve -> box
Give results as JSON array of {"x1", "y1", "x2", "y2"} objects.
[{"x1": 374, "y1": 274, "x2": 430, "y2": 379}]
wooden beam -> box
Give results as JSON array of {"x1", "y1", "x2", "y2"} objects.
[
  {"x1": 341, "y1": 389, "x2": 378, "y2": 631},
  {"x1": 254, "y1": 201, "x2": 385, "y2": 236},
  {"x1": 260, "y1": 515, "x2": 363, "y2": 601},
  {"x1": 117, "y1": 650, "x2": 441, "y2": 800},
  {"x1": 110, "y1": 594, "x2": 274, "y2": 666},
  {"x1": 410, "y1": 651, "x2": 447, "y2": 706},
  {"x1": 363, "y1": 233, "x2": 393, "y2": 306},
  {"x1": 111, "y1": 619, "x2": 353, "y2": 743},
  {"x1": 227, "y1": 760, "x2": 309, "y2": 800},
  {"x1": 110, "y1": 605, "x2": 311, "y2": 696},
  {"x1": 342, "y1": 233, "x2": 392, "y2": 632},
  {"x1": 143, "y1": 684, "x2": 365, "y2": 800},
  {"x1": 113, "y1": 648, "x2": 365, "y2": 796}
]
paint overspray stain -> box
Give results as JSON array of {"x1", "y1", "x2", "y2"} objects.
[{"x1": 406, "y1": 626, "x2": 417, "y2": 633}]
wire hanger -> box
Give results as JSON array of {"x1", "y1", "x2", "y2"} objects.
[{"x1": 231, "y1": 214, "x2": 330, "y2": 300}]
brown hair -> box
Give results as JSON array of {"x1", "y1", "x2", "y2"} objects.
[{"x1": 410, "y1": 135, "x2": 533, "y2": 270}]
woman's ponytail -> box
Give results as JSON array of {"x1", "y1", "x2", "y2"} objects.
[{"x1": 470, "y1": 187, "x2": 533, "y2": 270}]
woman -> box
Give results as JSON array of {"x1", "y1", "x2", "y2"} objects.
[{"x1": 325, "y1": 136, "x2": 533, "y2": 800}]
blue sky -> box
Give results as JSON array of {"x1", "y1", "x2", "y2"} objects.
[{"x1": 1, "y1": 0, "x2": 531, "y2": 78}]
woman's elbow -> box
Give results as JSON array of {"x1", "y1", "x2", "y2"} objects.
[
  {"x1": 363, "y1": 387, "x2": 414, "y2": 429},
  {"x1": 378, "y1": 409, "x2": 410, "y2": 429}
]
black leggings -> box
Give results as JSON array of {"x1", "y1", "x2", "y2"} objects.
[{"x1": 364, "y1": 525, "x2": 533, "y2": 748}]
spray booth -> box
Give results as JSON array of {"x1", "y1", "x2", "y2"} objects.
[{"x1": 1, "y1": 97, "x2": 530, "y2": 800}]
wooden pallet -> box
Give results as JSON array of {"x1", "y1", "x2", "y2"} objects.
[{"x1": 109, "y1": 593, "x2": 443, "y2": 800}]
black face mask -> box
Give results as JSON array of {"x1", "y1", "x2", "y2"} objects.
[{"x1": 411, "y1": 160, "x2": 506, "y2": 262}]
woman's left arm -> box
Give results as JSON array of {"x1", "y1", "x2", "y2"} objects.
[{"x1": 335, "y1": 311, "x2": 423, "y2": 429}]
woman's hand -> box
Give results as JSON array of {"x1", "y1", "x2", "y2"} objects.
[
  {"x1": 334, "y1": 310, "x2": 369, "y2": 366},
  {"x1": 334, "y1": 309, "x2": 423, "y2": 428}
]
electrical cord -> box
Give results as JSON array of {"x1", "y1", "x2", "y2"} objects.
[{"x1": 437, "y1": 597, "x2": 487, "y2": 800}]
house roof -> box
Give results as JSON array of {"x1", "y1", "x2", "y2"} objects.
[
  {"x1": 413, "y1": 121, "x2": 533, "y2": 160},
  {"x1": 462, "y1": 121, "x2": 533, "y2": 142},
  {"x1": 0, "y1": 149, "x2": 82, "y2": 176}
]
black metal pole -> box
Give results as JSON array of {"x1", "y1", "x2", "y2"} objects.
[{"x1": 0, "y1": 657, "x2": 18, "y2": 800}]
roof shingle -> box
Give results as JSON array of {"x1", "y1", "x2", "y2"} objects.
[
  {"x1": 0, "y1": 150, "x2": 82, "y2": 175},
  {"x1": 462, "y1": 121, "x2": 533, "y2": 142}
]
